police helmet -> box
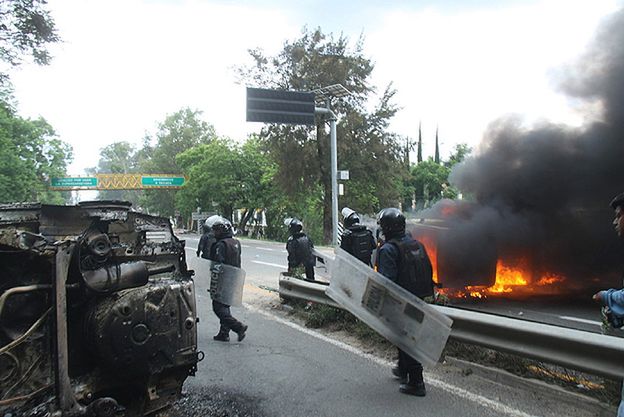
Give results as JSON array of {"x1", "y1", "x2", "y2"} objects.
[
  {"x1": 203, "y1": 215, "x2": 220, "y2": 233},
  {"x1": 211, "y1": 216, "x2": 233, "y2": 238},
  {"x1": 286, "y1": 218, "x2": 303, "y2": 234},
  {"x1": 341, "y1": 207, "x2": 360, "y2": 228},
  {"x1": 377, "y1": 208, "x2": 405, "y2": 235}
]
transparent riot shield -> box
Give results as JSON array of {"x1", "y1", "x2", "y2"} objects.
[
  {"x1": 326, "y1": 247, "x2": 452, "y2": 367},
  {"x1": 199, "y1": 260, "x2": 246, "y2": 307}
]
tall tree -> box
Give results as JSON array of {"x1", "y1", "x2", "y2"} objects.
[
  {"x1": 417, "y1": 121, "x2": 423, "y2": 163},
  {"x1": 434, "y1": 126, "x2": 440, "y2": 164},
  {"x1": 0, "y1": 0, "x2": 60, "y2": 86},
  {"x1": 139, "y1": 108, "x2": 216, "y2": 216},
  {"x1": 87, "y1": 141, "x2": 142, "y2": 206},
  {"x1": 239, "y1": 27, "x2": 404, "y2": 242},
  {"x1": 0, "y1": 100, "x2": 72, "y2": 203}
]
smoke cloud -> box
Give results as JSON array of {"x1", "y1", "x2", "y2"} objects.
[{"x1": 437, "y1": 8, "x2": 624, "y2": 289}]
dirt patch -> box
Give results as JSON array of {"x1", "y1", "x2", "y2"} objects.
[{"x1": 155, "y1": 385, "x2": 267, "y2": 417}]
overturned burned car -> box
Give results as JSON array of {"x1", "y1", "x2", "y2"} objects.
[{"x1": 0, "y1": 201, "x2": 199, "y2": 416}]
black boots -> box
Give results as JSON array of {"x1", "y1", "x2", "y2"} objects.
[
  {"x1": 399, "y1": 370, "x2": 426, "y2": 397},
  {"x1": 213, "y1": 332, "x2": 229, "y2": 342},
  {"x1": 236, "y1": 324, "x2": 248, "y2": 342}
]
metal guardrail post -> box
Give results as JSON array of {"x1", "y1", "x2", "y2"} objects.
[{"x1": 277, "y1": 275, "x2": 624, "y2": 380}]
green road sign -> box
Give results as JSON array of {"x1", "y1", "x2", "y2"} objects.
[
  {"x1": 141, "y1": 176, "x2": 186, "y2": 187},
  {"x1": 51, "y1": 177, "x2": 98, "y2": 188}
]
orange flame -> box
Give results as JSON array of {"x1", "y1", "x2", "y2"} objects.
[{"x1": 418, "y1": 234, "x2": 438, "y2": 284}]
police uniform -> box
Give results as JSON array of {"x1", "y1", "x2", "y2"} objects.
[
  {"x1": 377, "y1": 208, "x2": 433, "y2": 396},
  {"x1": 285, "y1": 218, "x2": 315, "y2": 281},
  {"x1": 209, "y1": 218, "x2": 247, "y2": 342}
]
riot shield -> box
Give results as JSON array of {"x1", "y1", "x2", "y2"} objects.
[
  {"x1": 326, "y1": 247, "x2": 452, "y2": 367},
  {"x1": 199, "y1": 260, "x2": 246, "y2": 306}
]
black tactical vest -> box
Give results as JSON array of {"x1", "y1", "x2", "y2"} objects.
[
  {"x1": 210, "y1": 237, "x2": 241, "y2": 267},
  {"x1": 387, "y1": 238, "x2": 434, "y2": 299},
  {"x1": 348, "y1": 227, "x2": 374, "y2": 265}
]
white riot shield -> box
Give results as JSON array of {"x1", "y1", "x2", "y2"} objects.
[
  {"x1": 326, "y1": 247, "x2": 452, "y2": 367},
  {"x1": 201, "y1": 260, "x2": 246, "y2": 307}
]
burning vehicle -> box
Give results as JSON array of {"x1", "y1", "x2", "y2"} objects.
[{"x1": 0, "y1": 201, "x2": 199, "y2": 416}]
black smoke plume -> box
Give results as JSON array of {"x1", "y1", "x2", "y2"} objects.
[{"x1": 432, "y1": 8, "x2": 624, "y2": 290}]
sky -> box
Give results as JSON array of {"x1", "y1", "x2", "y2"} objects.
[{"x1": 8, "y1": 0, "x2": 623, "y2": 175}]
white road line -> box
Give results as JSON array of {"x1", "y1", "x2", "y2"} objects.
[
  {"x1": 257, "y1": 247, "x2": 275, "y2": 251},
  {"x1": 241, "y1": 244, "x2": 251, "y2": 248},
  {"x1": 559, "y1": 316, "x2": 601, "y2": 326},
  {"x1": 185, "y1": 247, "x2": 198, "y2": 251},
  {"x1": 246, "y1": 304, "x2": 540, "y2": 417},
  {"x1": 252, "y1": 260, "x2": 287, "y2": 269}
]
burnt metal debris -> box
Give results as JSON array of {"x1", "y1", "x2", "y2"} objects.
[{"x1": 0, "y1": 201, "x2": 199, "y2": 416}]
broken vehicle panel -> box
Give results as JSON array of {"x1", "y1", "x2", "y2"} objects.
[{"x1": 0, "y1": 201, "x2": 199, "y2": 416}]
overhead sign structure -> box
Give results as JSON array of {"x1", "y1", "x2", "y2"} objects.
[
  {"x1": 246, "y1": 87, "x2": 315, "y2": 125},
  {"x1": 50, "y1": 174, "x2": 188, "y2": 190}
]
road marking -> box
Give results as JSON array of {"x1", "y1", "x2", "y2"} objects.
[
  {"x1": 559, "y1": 316, "x2": 601, "y2": 326},
  {"x1": 185, "y1": 247, "x2": 198, "y2": 251},
  {"x1": 257, "y1": 247, "x2": 276, "y2": 251},
  {"x1": 246, "y1": 304, "x2": 540, "y2": 417},
  {"x1": 252, "y1": 260, "x2": 287, "y2": 269}
]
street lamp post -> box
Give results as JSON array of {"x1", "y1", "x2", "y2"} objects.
[{"x1": 313, "y1": 84, "x2": 351, "y2": 245}]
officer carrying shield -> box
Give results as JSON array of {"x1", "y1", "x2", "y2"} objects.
[
  {"x1": 285, "y1": 218, "x2": 316, "y2": 281},
  {"x1": 340, "y1": 207, "x2": 376, "y2": 266},
  {"x1": 209, "y1": 216, "x2": 248, "y2": 342},
  {"x1": 376, "y1": 208, "x2": 434, "y2": 396}
]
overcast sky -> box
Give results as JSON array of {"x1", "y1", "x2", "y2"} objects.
[{"x1": 8, "y1": 0, "x2": 622, "y2": 175}]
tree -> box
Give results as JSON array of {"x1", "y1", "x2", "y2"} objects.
[
  {"x1": 417, "y1": 122, "x2": 423, "y2": 163},
  {"x1": 0, "y1": 0, "x2": 60, "y2": 86},
  {"x1": 176, "y1": 137, "x2": 279, "y2": 226},
  {"x1": 411, "y1": 159, "x2": 450, "y2": 207},
  {"x1": 0, "y1": 99, "x2": 72, "y2": 203},
  {"x1": 445, "y1": 143, "x2": 472, "y2": 168},
  {"x1": 139, "y1": 108, "x2": 216, "y2": 216},
  {"x1": 87, "y1": 141, "x2": 142, "y2": 206},
  {"x1": 434, "y1": 126, "x2": 440, "y2": 164},
  {"x1": 239, "y1": 27, "x2": 405, "y2": 242}
]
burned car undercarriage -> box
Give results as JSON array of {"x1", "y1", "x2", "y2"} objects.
[{"x1": 0, "y1": 201, "x2": 199, "y2": 416}]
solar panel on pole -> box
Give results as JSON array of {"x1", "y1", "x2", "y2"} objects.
[{"x1": 246, "y1": 87, "x2": 316, "y2": 125}]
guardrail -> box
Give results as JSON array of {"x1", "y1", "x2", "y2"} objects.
[{"x1": 278, "y1": 275, "x2": 624, "y2": 380}]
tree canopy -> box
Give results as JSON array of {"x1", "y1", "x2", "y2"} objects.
[
  {"x1": 138, "y1": 108, "x2": 217, "y2": 216},
  {"x1": 0, "y1": 0, "x2": 60, "y2": 86},
  {"x1": 0, "y1": 100, "x2": 72, "y2": 203},
  {"x1": 239, "y1": 27, "x2": 405, "y2": 242}
]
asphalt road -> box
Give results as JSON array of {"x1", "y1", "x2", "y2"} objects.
[{"x1": 177, "y1": 234, "x2": 612, "y2": 417}]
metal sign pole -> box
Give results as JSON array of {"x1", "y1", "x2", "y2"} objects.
[{"x1": 330, "y1": 116, "x2": 338, "y2": 246}]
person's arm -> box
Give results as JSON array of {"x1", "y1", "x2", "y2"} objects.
[{"x1": 377, "y1": 243, "x2": 399, "y2": 282}]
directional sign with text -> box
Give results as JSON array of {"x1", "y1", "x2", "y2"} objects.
[
  {"x1": 51, "y1": 177, "x2": 98, "y2": 188},
  {"x1": 141, "y1": 176, "x2": 186, "y2": 187}
]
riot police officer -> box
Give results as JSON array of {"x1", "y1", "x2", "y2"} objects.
[
  {"x1": 285, "y1": 218, "x2": 315, "y2": 281},
  {"x1": 197, "y1": 215, "x2": 219, "y2": 259},
  {"x1": 340, "y1": 207, "x2": 376, "y2": 266},
  {"x1": 376, "y1": 208, "x2": 434, "y2": 396},
  {"x1": 209, "y1": 216, "x2": 248, "y2": 342}
]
